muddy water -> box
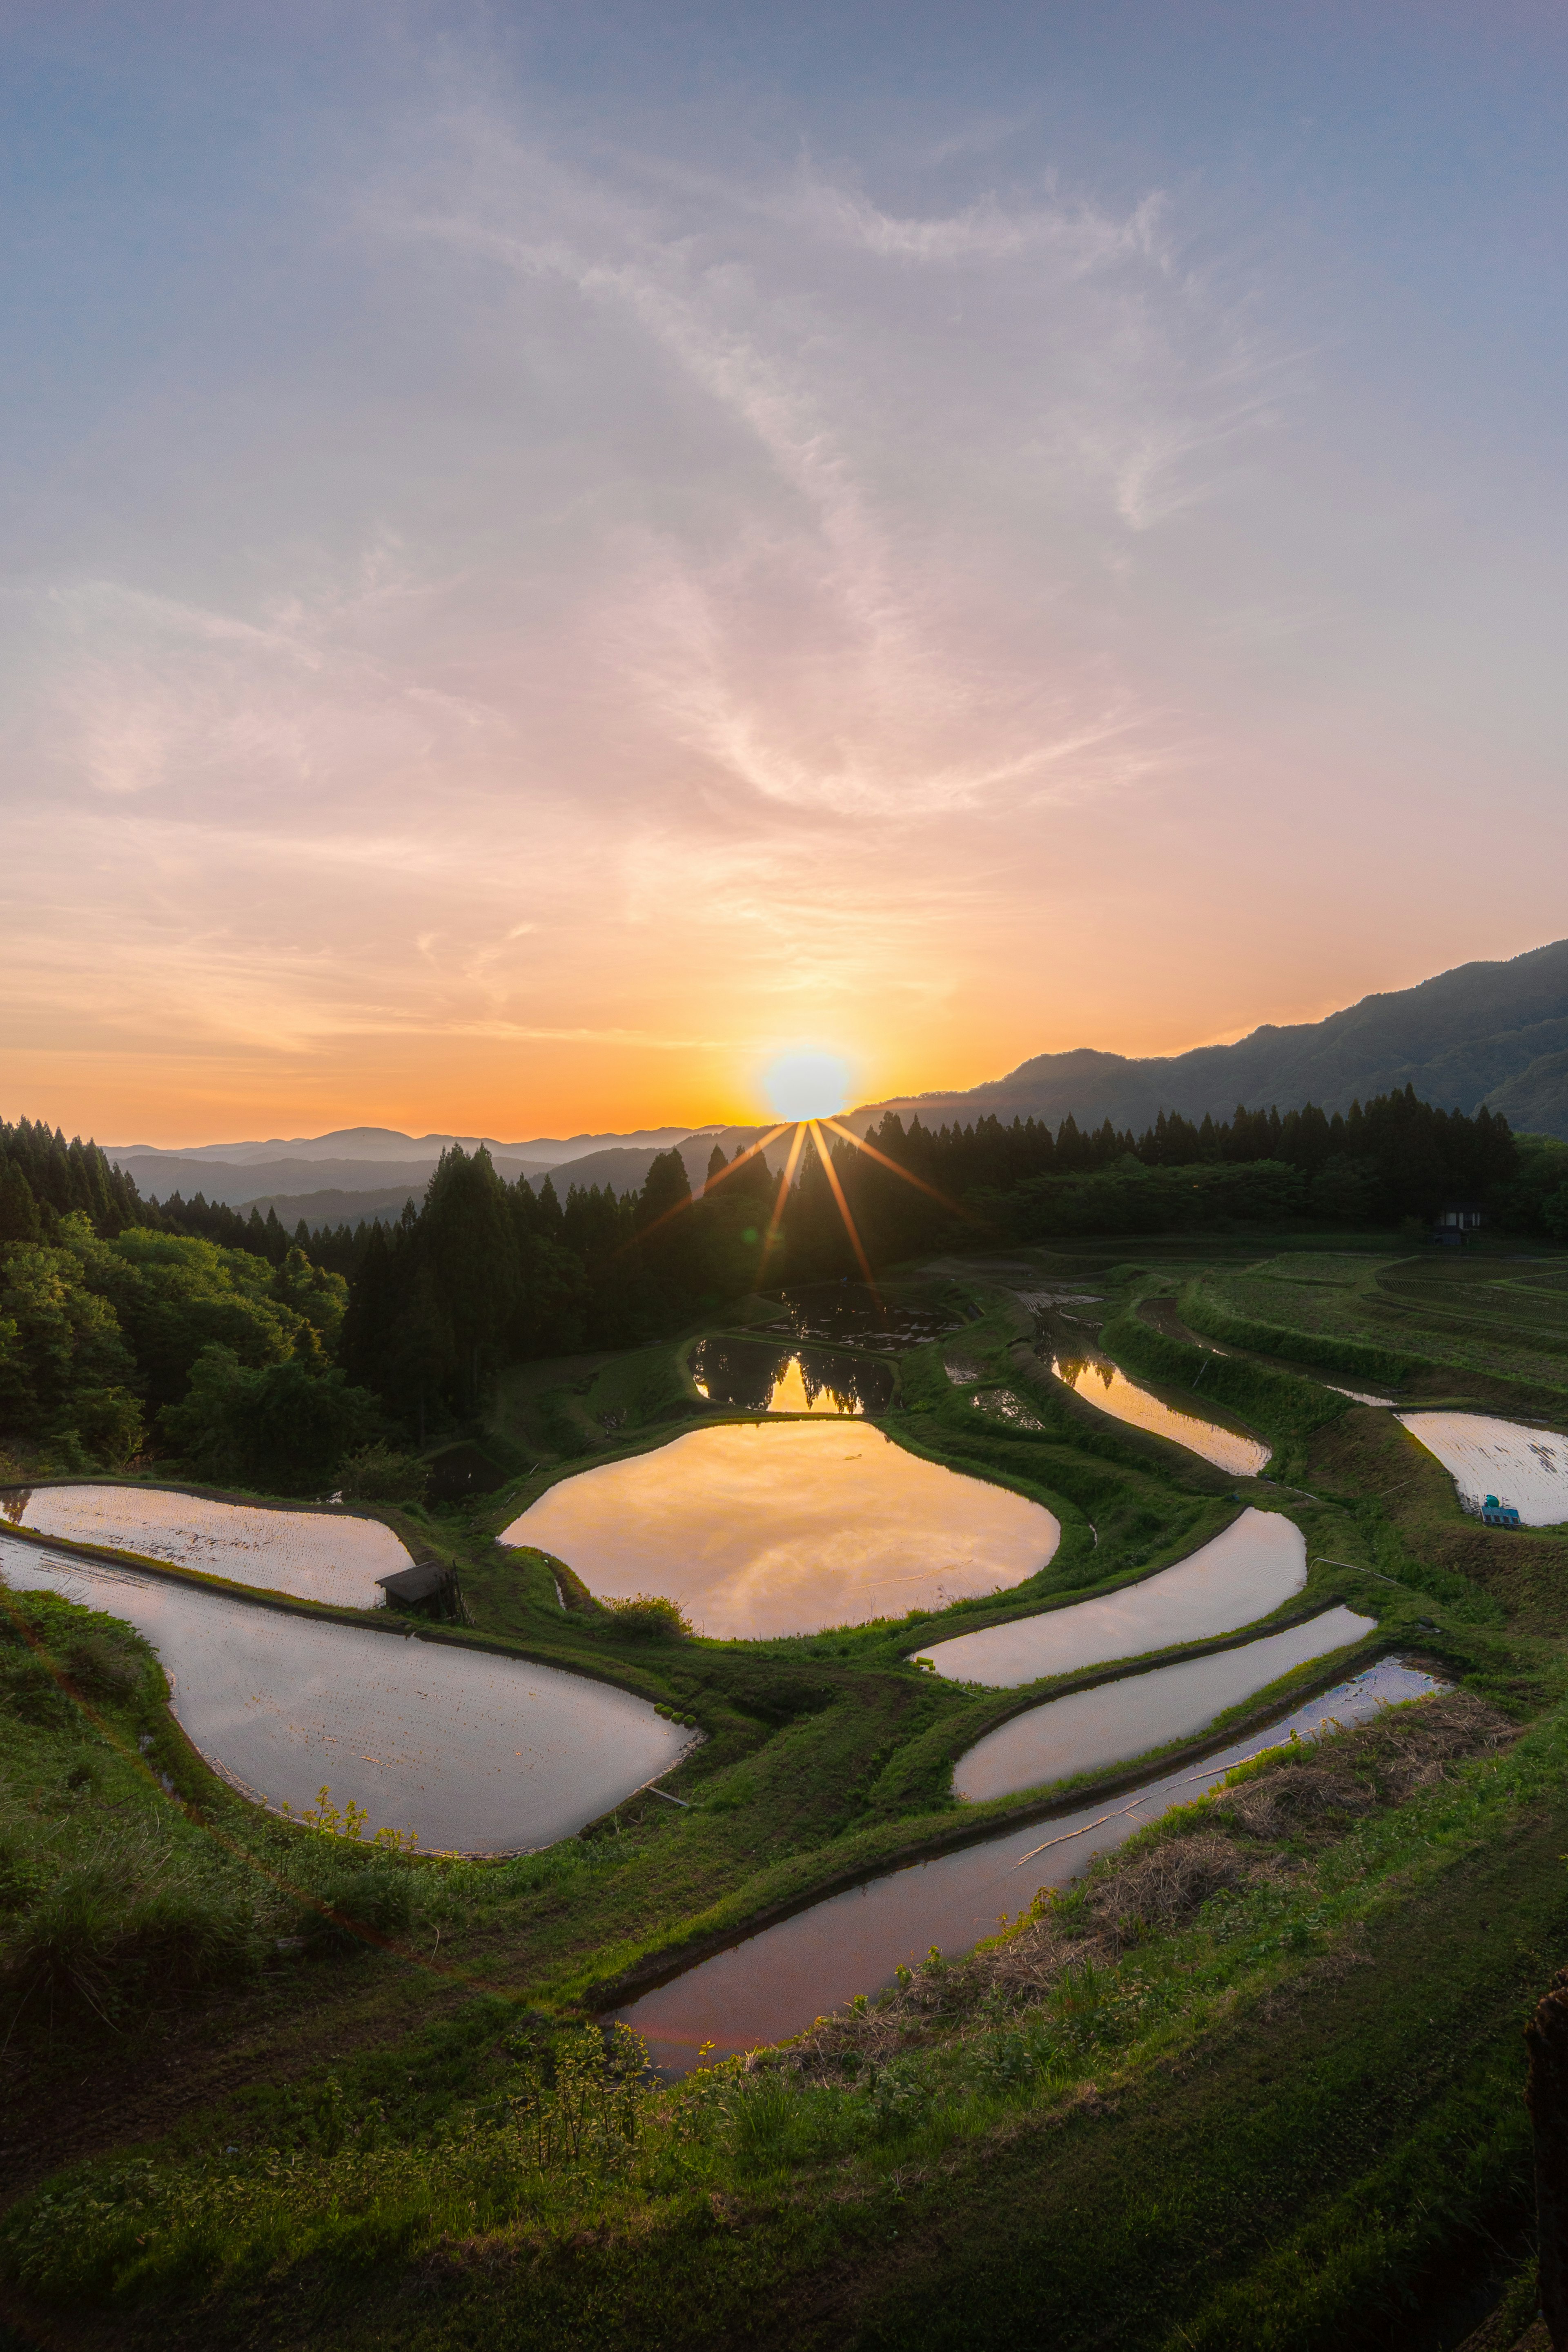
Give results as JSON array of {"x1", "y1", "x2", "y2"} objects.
[
  {"x1": 500, "y1": 1421, "x2": 1060, "y2": 1641},
  {"x1": 1052, "y1": 1350, "x2": 1270, "y2": 1477},
  {"x1": 690, "y1": 1338, "x2": 894, "y2": 1417},
  {"x1": 953, "y1": 1605, "x2": 1376, "y2": 1801},
  {"x1": 0, "y1": 1536, "x2": 693, "y2": 1851},
  {"x1": 617, "y1": 1656, "x2": 1443, "y2": 2070},
  {"x1": 913, "y1": 1508, "x2": 1305, "y2": 1688},
  {"x1": 0, "y1": 1483, "x2": 408, "y2": 1608},
  {"x1": 1399, "y1": 1411, "x2": 1568, "y2": 1526}
]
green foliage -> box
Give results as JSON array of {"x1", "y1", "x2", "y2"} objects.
[
  {"x1": 1178, "y1": 1279, "x2": 1418, "y2": 1382},
  {"x1": 335, "y1": 1442, "x2": 430, "y2": 1506},
  {"x1": 159, "y1": 1344, "x2": 383, "y2": 1491}
]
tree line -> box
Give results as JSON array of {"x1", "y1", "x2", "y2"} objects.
[{"x1": 4, "y1": 1087, "x2": 1565, "y2": 1484}]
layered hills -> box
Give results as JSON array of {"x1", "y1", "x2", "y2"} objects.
[{"x1": 850, "y1": 937, "x2": 1568, "y2": 1143}]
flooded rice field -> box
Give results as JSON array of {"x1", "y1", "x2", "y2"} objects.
[
  {"x1": 690, "y1": 1337, "x2": 894, "y2": 1417},
  {"x1": 1051, "y1": 1350, "x2": 1270, "y2": 1476},
  {"x1": 617, "y1": 1655, "x2": 1442, "y2": 2070},
  {"x1": 758, "y1": 1283, "x2": 964, "y2": 1348},
  {"x1": 500, "y1": 1421, "x2": 1060, "y2": 1640},
  {"x1": 0, "y1": 1483, "x2": 408, "y2": 1608},
  {"x1": 913, "y1": 1507, "x2": 1305, "y2": 1687},
  {"x1": 0, "y1": 1536, "x2": 693, "y2": 1850},
  {"x1": 970, "y1": 1388, "x2": 1046, "y2": 1431},
  {"x1": 1399, "y1": 1411, "x2": 1568, "y2": 1525},
  {"x1": 953, "y1": 1605, "x2": 1376, "y2": 1801},
  {"x1": 1330, "y1": 1385, "x2": 1398, "y2": 1408}
]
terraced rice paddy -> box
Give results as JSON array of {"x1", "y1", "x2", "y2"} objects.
[
  {"x1": 0, "y1": 1536, "x2": 692, "y2": 1850},
  {"x1": 913, "y1": 1508, "x2": 1305, "y2": 1687},
  {"x1": 617, "y1": 1655, "x2": 1441, "y2": 2070},
  {"x1": 952, "y1": 1605, "x2": 1376, "y2": 1800},
  {"x1": 689, "y1": 1337, "x2": 893, "y2": 1416},
  {"x1": 0, "y1": 1482, "x2": 408, "y2": 1607},
  {"x1": 500, "y1": 1420, "x2": 1060, "y2": 1639},
  {"x1": 1399, "y1": 1411, "x2": 1568, "y2": 1526},
  {"x1": 1051, "y1": 1350, "x2": 1270, "y2": 1475}
]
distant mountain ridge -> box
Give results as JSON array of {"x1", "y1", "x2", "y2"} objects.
[{"x1": 847, "y1": 937, "x2": 1568, "y2": 1143}]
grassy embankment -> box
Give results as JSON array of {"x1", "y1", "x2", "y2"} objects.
[{"x1": 3, "y1": 1235, "x2": 1568, "y2": 2346}]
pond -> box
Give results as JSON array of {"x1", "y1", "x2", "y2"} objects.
[
  {"x1": 1051, "y1": 1349, "x2": 1270, "y2": 1477},
  {"x1": 690, "y1": 1337, "x2": 894, "y2": 1417},
  {"x1": 616, "y1": 1655, "x2": 1443, "y2": 2071},
  {"x1": 757, "y1": 1283, "x2": 963, "y2": 1348},
  {"x1": 952, "y1": 1604, "x2": 1376, "y2": 1800},
  {"x1": 499, "y1": 1421, "x2": 1060, "y2": 1641},
  {"x1": 0, "y1": 1536, "x2": 693, "y2": 1852},
  {"x1": 912, "y1": 1507, "x2": 1305, "y2": 1688},
  {"x1": 0, "y1": 1483, "x2": 409, "y2": 1608},
  {"x1": 1399, "y1": 1411, "x2": 1568, "y2": 1526}
]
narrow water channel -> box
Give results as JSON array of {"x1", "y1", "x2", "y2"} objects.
[
  {"x1": 914, "y1": 1506, "x2": 1305, "y2": 1687},
  {"x1": 953, "y1": 1604, "x2": 1375, "y2": 1800},
  {"x1": 617, "y1": 1655, "x2": 1441, "y2": 2071},
  {"x1": 1052, "y1": 1350, "x2": 1270, "y2": 1476}
]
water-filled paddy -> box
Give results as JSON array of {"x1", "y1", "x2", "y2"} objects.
[
  {"x1": 500, "y1": 1421, "x2": 1060, "y2": 1640},
  {"x1": 759, "y1": 1283, "x2": 962, "y2": 1348},
  {"x1": 1052, "y1": 1350, "x2": 1270, "y2": 1476},
  {"x1": 953, "y1": 1605, "x2": 1376, "y2": 1801},
  {"x1": 690, "y1": 1337, "x2": 893, "y2": 1417},
  {"x1": 913, "y1": 1507, "x2": 1305, "y2": 1687},
  {"x1": 0, "y1": 1537, "x2": 692, "y2": 1850},
  {"x1": 618, "y1": 1656, "x2": 1443, "y2": 2070},
  {"x1": 0, "y1": 1483, "x2": 408, "y2": 1607},
  {"x1": 1399, "y1": 1411, "x2": 1568, "y2": 1525}
]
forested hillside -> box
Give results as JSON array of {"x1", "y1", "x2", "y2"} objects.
[
  {"x1": 858, "y1": 936, "x2": 1568, "y2": 1139},
  {"x1": 7, "y1": 1090, "x2": 1566, "y2": 1482}
]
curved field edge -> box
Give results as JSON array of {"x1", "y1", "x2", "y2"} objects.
[{"x1": 4, "y1": 1694, "x2": 1565, "y2": 2352}]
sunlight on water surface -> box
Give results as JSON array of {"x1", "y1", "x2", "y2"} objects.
[
  {"x1": 953, "y1": 1604, "x2": 1376, "y2": 1800},
  {"x1": 913, "y1": 1508, "x2": 1305, "y2": 1687},
  {"x1": 501, "y1": 1420, "x2": 1059, "y2": 1639},
  {"x1": 1053, "y1": 1352, "x2": 1270, "y2": 1476}
]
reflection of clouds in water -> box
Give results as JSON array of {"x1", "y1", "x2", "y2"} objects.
[{"x1": 501, "y1": 1421, "x2": 1059, "y2": 1640}]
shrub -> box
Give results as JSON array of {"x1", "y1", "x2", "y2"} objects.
[
  {"x1": 599, "y1": 1591, "x2": 692, "y2": 1640},
  {"x1": 336, "y1": 1443, "x2": 430, "y2": 1506}
]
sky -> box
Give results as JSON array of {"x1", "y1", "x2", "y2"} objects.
[{"x1": 4, "y1": 0, "x2": 1568, "y2": 1146}]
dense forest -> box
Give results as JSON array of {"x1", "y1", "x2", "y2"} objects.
[{"x1": 2, "y1": 1090, "x2": 1566, "y2": 1484}]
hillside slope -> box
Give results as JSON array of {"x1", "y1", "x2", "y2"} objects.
[{"x1": 853, "y1": 938, "x2": 1568, "y2": 1140}]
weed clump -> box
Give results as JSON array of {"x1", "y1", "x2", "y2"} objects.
[{"x1": 599, "y1": 1592, "x2": 693, "y2": 1640}]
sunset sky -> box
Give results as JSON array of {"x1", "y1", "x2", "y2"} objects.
[{"x1": 4, "y1": 2, "x2": 1567, "y2": 1146}]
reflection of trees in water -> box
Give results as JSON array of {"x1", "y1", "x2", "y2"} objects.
[{"x1": 692, "y1": 1339, "x2": 892, "y2": 1415}]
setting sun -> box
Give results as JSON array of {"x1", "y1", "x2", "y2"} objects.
[{"x1": 760, "y1": 1051, "x2": 852, "y2": 1124}]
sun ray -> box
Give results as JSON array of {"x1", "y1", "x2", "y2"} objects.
[
  {"x1": 601, "y1": 1123, "x2": 792, "y2": 1261},
  {"x1": 808, "y1": 1120, "x2": 879, "y2": 1293},
  {"x1": 818, "y1": 1115, "x2": 981, "y2": 1223},
  {"x1": 760, "y1": 1120, "x2": 808, "y2": 1269}
]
